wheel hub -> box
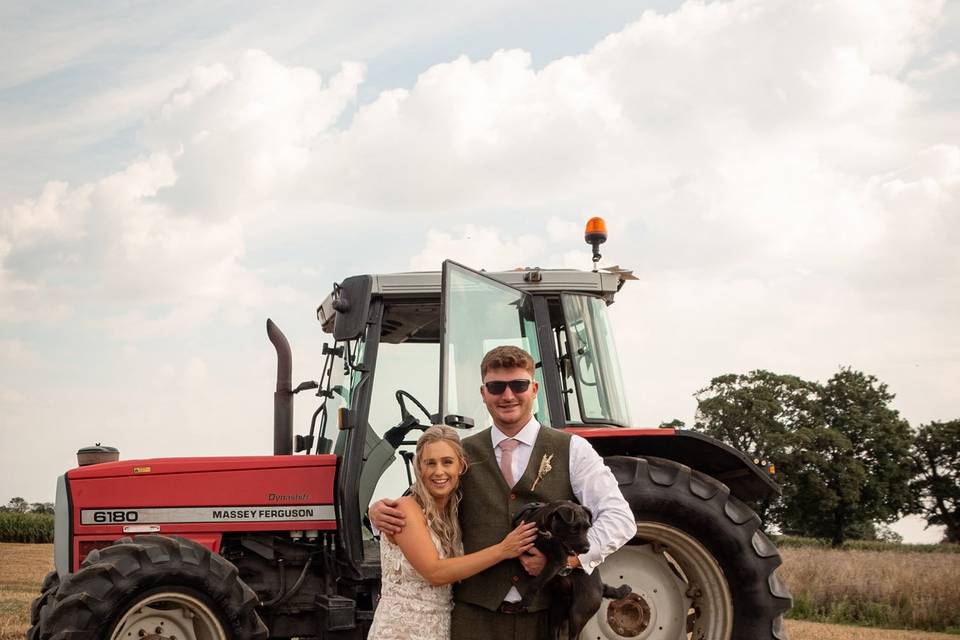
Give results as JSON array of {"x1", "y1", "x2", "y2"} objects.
[
  {"x1": 110, "y1": 591, "x2": 226, "y2": 640},
  {"x1": 580, "y1": 522, "x2": 733, "y2": 640},
  {"x1": 607, "y1": 592, "x2": 652, "y2": 637}
]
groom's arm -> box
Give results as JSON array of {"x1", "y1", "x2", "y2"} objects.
[
  {"x1": 568, "y1": 435, "x2": 636, "y2": 574},
  {"x1": 368, "y1": 497, "x2": 407, "y2": 535}
]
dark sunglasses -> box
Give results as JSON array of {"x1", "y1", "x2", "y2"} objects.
[{"x1": 483, "y1": 379, "x2": 532, "y2": 395}]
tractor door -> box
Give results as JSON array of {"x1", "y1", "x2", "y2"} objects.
[{"x1": 439, "y1": 260, "x2": 552, "y2": 430}]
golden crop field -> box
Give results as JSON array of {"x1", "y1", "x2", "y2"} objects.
[
  {"x1": 779, "y1": 546, "x2": 960, "y2": 633},
  {"x1": 0, "y1": 543, "x2": 52, "y2": 640},
  {"x1": 2, "y1": 543, "x2": 958, "y2": 639}
]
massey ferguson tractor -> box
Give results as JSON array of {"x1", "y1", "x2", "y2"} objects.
[{"x1": 28, "y1": 220, "x2": 791, "y2": 640}]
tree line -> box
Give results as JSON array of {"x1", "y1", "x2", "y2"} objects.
[
  {"x1": 687, "y1": 367, "x2": 959, "y2": 547},
  {"x1": 1, "y1": 498, "x2": 54, "y2": 515}
]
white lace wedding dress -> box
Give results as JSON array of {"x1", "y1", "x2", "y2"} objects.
[{"x1": 368, "y1": 528, "x2": 453, "y2": 640}]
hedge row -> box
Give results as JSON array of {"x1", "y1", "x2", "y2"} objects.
[
  {"x1": 0, "y1": 511, "x2": 54, "y2": 543},
  {"x1": 773, "y1": 534, "x2": 960, "y2": 554}
]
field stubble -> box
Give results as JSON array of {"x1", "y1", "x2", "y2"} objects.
[
  {"x1": 1, "y1": 543, "x2": 958, "y2": 639},
  {"x1": 779, "y1": 546, "x2": 960, "y2": 633},
  {"x1": 0, "y1": 543, "x2": 52, "y2": 640}
]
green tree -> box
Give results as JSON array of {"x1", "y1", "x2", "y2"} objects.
[
  {"x1": 694, "y1": 370, "x2": 821, "y2": 523},
  {"x1": 695, "y1": 370, "x2": 819, "y2": 461},
  {"x1": 658, "y1": 418, "x2": 686, "y2": 429},
  {"x1": 30, "y1": 502, "x2": 55, "y2": 515},
  {"x1": 779, "y1": 368, "x2": 915, "y2": 547},
  {"x1": 912, "y1": 419, "x2": 960, "y2": 543},
  {"x1": 7, "y1": 497, "x2": 28, "y2": 513}
]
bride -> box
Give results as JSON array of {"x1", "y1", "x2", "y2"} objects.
[{"x1": 368, "y1": 425, "x2": 537, "y2": 640}]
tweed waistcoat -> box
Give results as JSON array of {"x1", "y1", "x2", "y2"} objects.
[{"x1": 455, "y1": 425, "x2": 574, "y2": 612}]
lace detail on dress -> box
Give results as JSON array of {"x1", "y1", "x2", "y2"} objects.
[{"x1": 368, "y1": 527, "x2": 453, "y2": 640}]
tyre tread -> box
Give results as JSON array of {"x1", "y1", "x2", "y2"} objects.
[
  {"x1": 605, "y1": 455, "x2": 793, "y2": 640},
  {"x1": 33, "y1": 535, "x2": 268, "y2": 640}
]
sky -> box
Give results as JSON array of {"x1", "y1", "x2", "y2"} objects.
[{"x1": 1, "y1": 0, "x2": 957, "y2": 544}]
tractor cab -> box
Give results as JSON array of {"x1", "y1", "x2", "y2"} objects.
[{"x1": 306, "y1": 262, "x2": 636, "y2": 569}]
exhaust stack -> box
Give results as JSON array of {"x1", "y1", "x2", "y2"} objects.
[{"x1": 267, "y1": 318, "x2": 293, "y2": 455}]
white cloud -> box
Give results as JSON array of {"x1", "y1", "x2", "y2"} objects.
[
  {"x1": 142, "y1": 51, "x2": 364, "y2": 218},
  {"x1": 408, "y1": 224, "x2": 547, "y2": 271},
  {"x1": 0, "y1": 339, "x2": 41, "y2": 368},
  {"x1": 297, "y1": 0, "x2": 946, "y2": 218},
  {"x1": 0, "y1": 50, "x2": 364, "y2": 333},
  {"x1": 908, "y1": 51, "x2": 960, "y2": 81}
]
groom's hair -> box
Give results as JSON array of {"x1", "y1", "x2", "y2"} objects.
[{"x1": 480, "y1": 345, "x2": 535, "y2": 378}]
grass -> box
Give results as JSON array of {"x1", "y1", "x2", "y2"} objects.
[
  {"x1": 0, "y1": 543, "x2": 53, "y2": 640},
  {"x1": 779, "y1": 546, "x2": 960, "y2": 633}
]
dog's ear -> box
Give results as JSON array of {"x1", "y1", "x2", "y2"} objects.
[
  {"x1": 553, "y1": 503, "x2": 592, "y2": 527},
  {"x1": 581, "y1": 505, "x2": 593, "y2": 525}
]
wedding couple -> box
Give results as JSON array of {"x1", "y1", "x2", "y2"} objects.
[{"x1": 367, "y1": 345, "x2": 635, "y2": 640}]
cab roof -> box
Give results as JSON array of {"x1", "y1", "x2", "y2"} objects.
[{"x1": 317, "y1": 267, "x2": 632, "y2": 339}]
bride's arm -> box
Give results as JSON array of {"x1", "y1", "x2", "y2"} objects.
[{"x1": 392, "y1": 497, "x2": 537, "y2": 587}]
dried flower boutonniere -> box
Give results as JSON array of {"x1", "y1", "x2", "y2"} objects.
[{"x1": 531, "y1": 453, "x2": 554, "y2": 491}]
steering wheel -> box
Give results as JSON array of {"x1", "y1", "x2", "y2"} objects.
[{"x1": 383, "y1": 390, "x2": 437, "y2": 449}]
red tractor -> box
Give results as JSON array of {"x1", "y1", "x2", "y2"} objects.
[{"x1": 29, "y1": 229, "x2": 791, "y2": 640}]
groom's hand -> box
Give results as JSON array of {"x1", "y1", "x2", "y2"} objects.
[
  {"x1": 519, "y1": 547, "x2": 546, "y2": 576},
  {"x1": 369, "y1": 498, "x2": 405, "y2": 535}
]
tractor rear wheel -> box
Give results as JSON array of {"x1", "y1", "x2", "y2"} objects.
[
  {"x1": 582, "y1": 456, "x2": 791, "y2": 640},
  {"x1": 34, "y1": 535, "x2": 267, "y2": 640}
]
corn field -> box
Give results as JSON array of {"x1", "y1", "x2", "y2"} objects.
[{"x1": 0, "y1": 513, "x2": 53, "y2": 544}]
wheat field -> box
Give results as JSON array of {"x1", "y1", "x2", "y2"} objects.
[
  {"x1": 1, "y1": 543, "x2": 958, "y2": 639},
  {"x1": 779, "y1": 546, "x2": 960, "y2": 632}
]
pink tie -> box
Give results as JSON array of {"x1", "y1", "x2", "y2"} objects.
[{"x1": 499, "y1": 438, "x2": 520, "y2": 486}]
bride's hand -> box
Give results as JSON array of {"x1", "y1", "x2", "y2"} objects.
[{"x1": 498, "y1": 522, "x2": 538, "y2": 559}]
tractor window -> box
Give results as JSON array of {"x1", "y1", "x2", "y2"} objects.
[
  {"x1": 441, "y1": 263, "x2": 550, "y2": 430},
  {"x1": 561, "y1": 294, "x2": 631, "y2": 425},
  {"x1": 365, "y1": 341, "x2": 440, "y2": 505}
]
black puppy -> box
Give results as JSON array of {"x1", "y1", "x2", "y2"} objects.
[{"x1": 513, "y1": 501, "x2": 632, "y2": 639}]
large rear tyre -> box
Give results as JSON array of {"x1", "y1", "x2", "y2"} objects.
[
  {"x1": 582, "y1": 456, "x2": 791, "y2": 640},
  {"x1": 34, "y1": 535, "x2": 268, "y2": 640}
]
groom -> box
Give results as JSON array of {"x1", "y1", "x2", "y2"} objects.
[{"x1": 370, "y1": 345, "x2": 635, "y2": 639}]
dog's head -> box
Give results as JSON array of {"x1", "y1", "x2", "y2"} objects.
[{"x1": 513, "y1": 500, "x2": 593, "y2": 555}]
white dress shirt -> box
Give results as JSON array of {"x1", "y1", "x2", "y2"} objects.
[{"x1": 492, "y1": 417, "x2": 636, "y2": 602}]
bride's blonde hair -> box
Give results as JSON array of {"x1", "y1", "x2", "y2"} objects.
[{"x1": 410, "y1": 425, "x2": 467, "y2": 558}]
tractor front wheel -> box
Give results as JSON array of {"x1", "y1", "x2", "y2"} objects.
[
  {"x1": 34, "y1": 535, "x2": 267, "y2": 640},
  {"x1": 583, "y1": 456, "x2": 791, "y2": 640},
  {"x1": 26, "y1": 570, "x2": 59, "y2": 640}
]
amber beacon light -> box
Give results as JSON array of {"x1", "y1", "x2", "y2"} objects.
[{"x1": 584, "y1": 216, "x2": 608, "y2": 270}]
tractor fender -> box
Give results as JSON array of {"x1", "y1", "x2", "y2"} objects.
[{"x1": 564, "y1": 427, "x2": 779, "y2": 503}]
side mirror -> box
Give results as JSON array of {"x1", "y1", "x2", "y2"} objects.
[{"x1": 332, "y1": 275, "x2": 373, "y2": 341}]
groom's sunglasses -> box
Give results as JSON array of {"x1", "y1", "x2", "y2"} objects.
[{"x1": 483, "y1": 379, "x2": 533, "y2": 395}]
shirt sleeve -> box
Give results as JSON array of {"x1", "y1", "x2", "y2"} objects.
[{"x1": 568, "y1": 434, "x2": 636, "y2": 574}]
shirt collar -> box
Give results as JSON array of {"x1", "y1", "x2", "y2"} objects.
[{"x1": 490, "y1": 416, "x2": 540, "y2": 448}]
